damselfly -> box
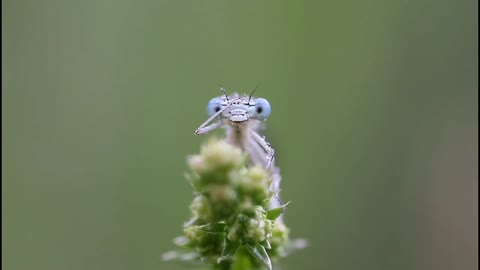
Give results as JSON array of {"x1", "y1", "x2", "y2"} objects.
[{"x1": 194, "y1": 88, "x2": 282, "y2": 209}]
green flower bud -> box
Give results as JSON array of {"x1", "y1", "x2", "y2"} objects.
[
  {"x1": 198, "y1": 139, "x2": 245, "y2": 173},
  {"x1": 238, "y1": 165, "x2": 272, "y2": 205},
  {"x1": 164, "y1": 139, "x2": 304, "y2": 269},
  {"x1": 269, "y1": 221, "x2": 290, "y2": 249},
  {"x1": 184, "y1": 226, "x2": 205, "y2": 243},
  {"x1": 227, "y1": 226, "x2": 239, "y2": 242},
  {"x1": 190, "y1": 195, "x2": 212, "y2": 222},
  {"x1": 205, "y1": 185, "x2": 238, "y2": 221}
]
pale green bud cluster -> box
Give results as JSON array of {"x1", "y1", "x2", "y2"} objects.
[
  {"x1": 166, "y1": 139, "x2": 297, "y2": 270},
  {"x1": 226, "y1": 208, "x2": 273, "y2": 243}
]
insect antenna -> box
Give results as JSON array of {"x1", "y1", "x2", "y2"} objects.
[
  {"x1": 248, "y1": 85, "x2": 258, "y2": 102},
  {"x1": 219, "y1": 86, "x2": 229, "y2": 102}
]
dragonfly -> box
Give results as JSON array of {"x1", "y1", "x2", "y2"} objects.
[{"x1": 194, "y1": 88, "x2": 283, "y2": 210}]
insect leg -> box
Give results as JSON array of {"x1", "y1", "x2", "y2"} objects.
[
  {"x1": 194, "y1": 120, "x2": 223, "y2": 135},
  {"x1": 244, "y1": 139, "x2": 270, "y2": 168},
  {"x1": 250, "y1": 130, "x2": 275, "y2": 160}
]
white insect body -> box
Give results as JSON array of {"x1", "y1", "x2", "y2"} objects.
[{"x1": 195, "y1": 90, "x2": 282, "y2": 209}]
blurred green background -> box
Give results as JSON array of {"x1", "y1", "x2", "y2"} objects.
[{"x1": 2, "y1": 1, "x2": 477, "y2": 270}]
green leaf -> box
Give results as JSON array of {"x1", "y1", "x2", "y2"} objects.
[
  {"x1": 231, "y1": 247, "x2": 253, "y2": 270},
  {"x1": 195, "y1": 222, "x2": 226, "y2": 234},
  {"x1": 260, "y1": 240, "x2": 272, "y2": 249},
  {"x1": 184, "y1": 172, "x2": 201, "y2": 191},
  {"x1": 246, "y1": 243, "x2": 272, "y2": 270},
  {"x1": 217, "y1": 239, "x2": 240, "y2": 263},
  {"x1": 183, "y1": 218, "x2": 200, "y2": 228},
  {"x1": 266, "y1": 201, "x2": 291, "y2": 220}
]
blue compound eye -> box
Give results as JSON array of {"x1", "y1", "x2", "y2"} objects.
[
  {"x1": 253, "y1": 98, "x2": 271, "y2": 120},
  {"x1": 207, "y1": 97, "x2": 224, "y2": 116}
]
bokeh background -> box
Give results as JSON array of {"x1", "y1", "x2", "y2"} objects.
[{"x1": 3, "y1": 1, "x2": 478, "y2": 270}]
